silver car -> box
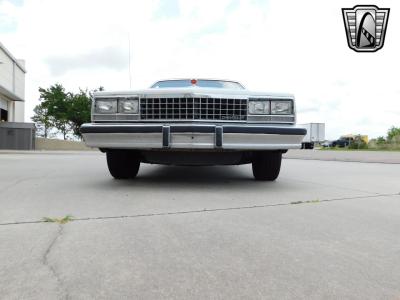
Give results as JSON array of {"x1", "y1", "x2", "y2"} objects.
[{"x1": 81, "y1": 79, "x2": 306, "y2": 181}]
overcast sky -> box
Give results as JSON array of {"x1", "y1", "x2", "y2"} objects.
[{"x1": 1, "y1": 0, "x2": 399, "y2": 139}]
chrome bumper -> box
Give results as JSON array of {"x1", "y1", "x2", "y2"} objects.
[{"x1": 80, "y1": 124, "x2": 306, "y2": 150}]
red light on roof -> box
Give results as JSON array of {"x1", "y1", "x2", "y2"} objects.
[{"x1": 191, "y1": 79, "x2": 197, "y2": 85}]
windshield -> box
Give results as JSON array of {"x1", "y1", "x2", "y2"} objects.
[{"x1": 151, "y1": 79, "x2": 245, "y2": 89}]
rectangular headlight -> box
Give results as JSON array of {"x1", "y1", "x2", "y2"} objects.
[
  {"x1": 271, "y1": 101, "x2": 292, "y2": 115},
  {"x1": 95, "y1": 99, "x2": 117, "y2": 114},
  {"x1": 248, "y1": 100, "x2": 270, "y2": 114},
  {"x1": 119, "y1": 99, "x2": 139, "y2": 114}
]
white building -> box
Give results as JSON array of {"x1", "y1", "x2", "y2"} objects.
[
  {"x1": 0, "y1": 42, "x2": 34, "y2": 150},
  {"x1": 0, "y1": 41, "x2": 26, "y2": 122}
]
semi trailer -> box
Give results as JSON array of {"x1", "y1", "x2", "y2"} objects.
[{"x1": 298, "y1": 123, "x2": 325, "y2": 149}]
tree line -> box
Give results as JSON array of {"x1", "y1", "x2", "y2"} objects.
[
  {"x1": 372, "y1": 127, "x2": 400, "y2": 146},
  {"x1": 31, "y1": 84, "x2": 102, "y2": 139}
]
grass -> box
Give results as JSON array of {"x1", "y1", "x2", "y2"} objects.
[{"x1": 42, "y1": 215, "x2": 74, "y2": 224}]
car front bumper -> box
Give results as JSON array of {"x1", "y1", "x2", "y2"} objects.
[{"x1": 80, "y1": 123, "x2": 307, "y2": 150}]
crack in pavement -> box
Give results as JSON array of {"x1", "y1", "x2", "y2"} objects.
[
  {"x1": 0, "y1": 192, "x2": 399, "y2": 227},
  {"x1": 42, "y1": 224, "x2": 70, "y2": 300}
]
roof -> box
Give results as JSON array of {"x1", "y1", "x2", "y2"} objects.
[
  {"x1": 0, "y1": 41, "x2": 26, "y2": 73},
  {"x1": 0, "y1": 83, "x2": 24, "y2": 101}
]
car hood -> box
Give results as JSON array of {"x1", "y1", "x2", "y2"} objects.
[{"x1": 94, "y1": 87, "x2": 294, "y2": 99}]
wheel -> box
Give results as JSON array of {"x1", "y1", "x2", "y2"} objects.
[
  {"x1": 252, "y1": 151, "x2": 282, "y2": 181},
  {"x1": 106, "y1": 150, "x2": 140, "y2": 179}
]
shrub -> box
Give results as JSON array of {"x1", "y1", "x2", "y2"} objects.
[
  {"x1": 376, "y1": 136, "x2": 386, "y2": 145},
  {"x1": 348, "y1": 135, "x2": 368, "y2": 149}
]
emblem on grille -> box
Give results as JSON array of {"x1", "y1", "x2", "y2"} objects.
[
  {"x1": 221, "y1": 115, "x2": 242, "y2": 121},
  {"x1": 342, "y1": 5, "x2": 390, "y2": 52}
]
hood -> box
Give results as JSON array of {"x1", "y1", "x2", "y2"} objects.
[{"x1": 94, "y1": 87, "x2": 294, "y2": 99}]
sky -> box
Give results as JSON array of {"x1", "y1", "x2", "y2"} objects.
[{"x1": 0, "y1": 0, "x2": 399, "y2": 139}]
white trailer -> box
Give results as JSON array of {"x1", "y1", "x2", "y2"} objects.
[{"x1": 298, "y1": 123, "x2": 325, "y2": 149}]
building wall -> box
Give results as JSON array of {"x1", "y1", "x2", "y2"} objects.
[
  {"x1": 14, "y1": 101, "x2": 25, "y2": 121},
  {"x1": 1, "y1": 99, "x2": 25, "y2": 122},
  {"x1": 14, "y1": 60, "x2": 26, "y2": 100},
  {"x1": 0, "y1": 48, "x2": 14, "y2": 91},
  {"x1": 0, "y1": 43, "x2": 26, "y2": 122}
]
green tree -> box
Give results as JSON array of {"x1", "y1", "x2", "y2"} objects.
[
  {"x1": 68, "y1": 89, "x2": 92, "y2": 138},
  {"x1": 31, "y1": 103, "x2": 52, "y2": 138},
  {"x1": 32, "y1": 84, "x2": 104, "y2": 139},
  {"x1": 67, "y1": 87, "x2": 104, "y2": 138},
  {"x1": 387, "y1": 126, "x2": 400, "y2": 142},
  {"x1": 376, "y1": 136, "x2": 386, "y2": 145},
  {"x1": 38, "y1": 84, "x2": 71, "y2": 140}
]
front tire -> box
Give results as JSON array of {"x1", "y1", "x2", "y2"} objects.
[
  {"x1": 252, "y1": 151, "x2": 282, "y2": 181},
  {"x1": 106, "y1": 150, "x2": 140, "y2": 179}
]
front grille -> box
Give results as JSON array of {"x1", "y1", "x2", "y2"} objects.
[{"x1": 140, "y1": 97, "x2": 247, "y2": 121}]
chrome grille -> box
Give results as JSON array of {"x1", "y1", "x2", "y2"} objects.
[{"x1": 140, "y1": 98, "x2": 247, "y2": 121}]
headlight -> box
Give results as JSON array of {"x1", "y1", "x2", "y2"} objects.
[
  {"x1": 119, "y1": 99, "x2": 139, "y2": 114},
  {"x1": 271, "y1": 101, "x2": 292, "y2": 115},
  {"x1": 95, "y1": 99, "x2": 117, "y2": 114},
  {"x1": 248, "y1": 100, "x2": 270, "y2": 114}
]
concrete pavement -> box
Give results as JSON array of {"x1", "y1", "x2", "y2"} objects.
[
  {"x1": 0, "y1": 151, "x2": 400, "y2": 299},
  {"x1": 285, "y1": 149, "x2": 400, "y2": 164}
]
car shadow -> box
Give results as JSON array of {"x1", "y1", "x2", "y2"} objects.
[
  {"x1": 138, "y1": 165, "x2": 251, "y2": 182},
  {"x1": 86, "y1": 164, "x2": 282, "y2": 191}
]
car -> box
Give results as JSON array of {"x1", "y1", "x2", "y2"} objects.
[
  {"x1": 332, "y1": 138, "x2": 350, "y2": 148},
  {"x1": 80, "y1": 79, "x2": 306, "y2": 181},
  {"x1": 321, "y1": 141, "x2": 334, "y2": 147}
]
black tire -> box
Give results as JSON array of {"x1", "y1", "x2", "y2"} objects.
[
  {"x1": 106, "y1": 150, "x2": 140, "y2": 179},
  {"x1": 252, "y1": 151, "x2": 282, "y2": 181}
]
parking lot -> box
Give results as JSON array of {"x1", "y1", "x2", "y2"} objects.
[{"x1": 1, "y1": 150, "x2": 400, "y2": 299}]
